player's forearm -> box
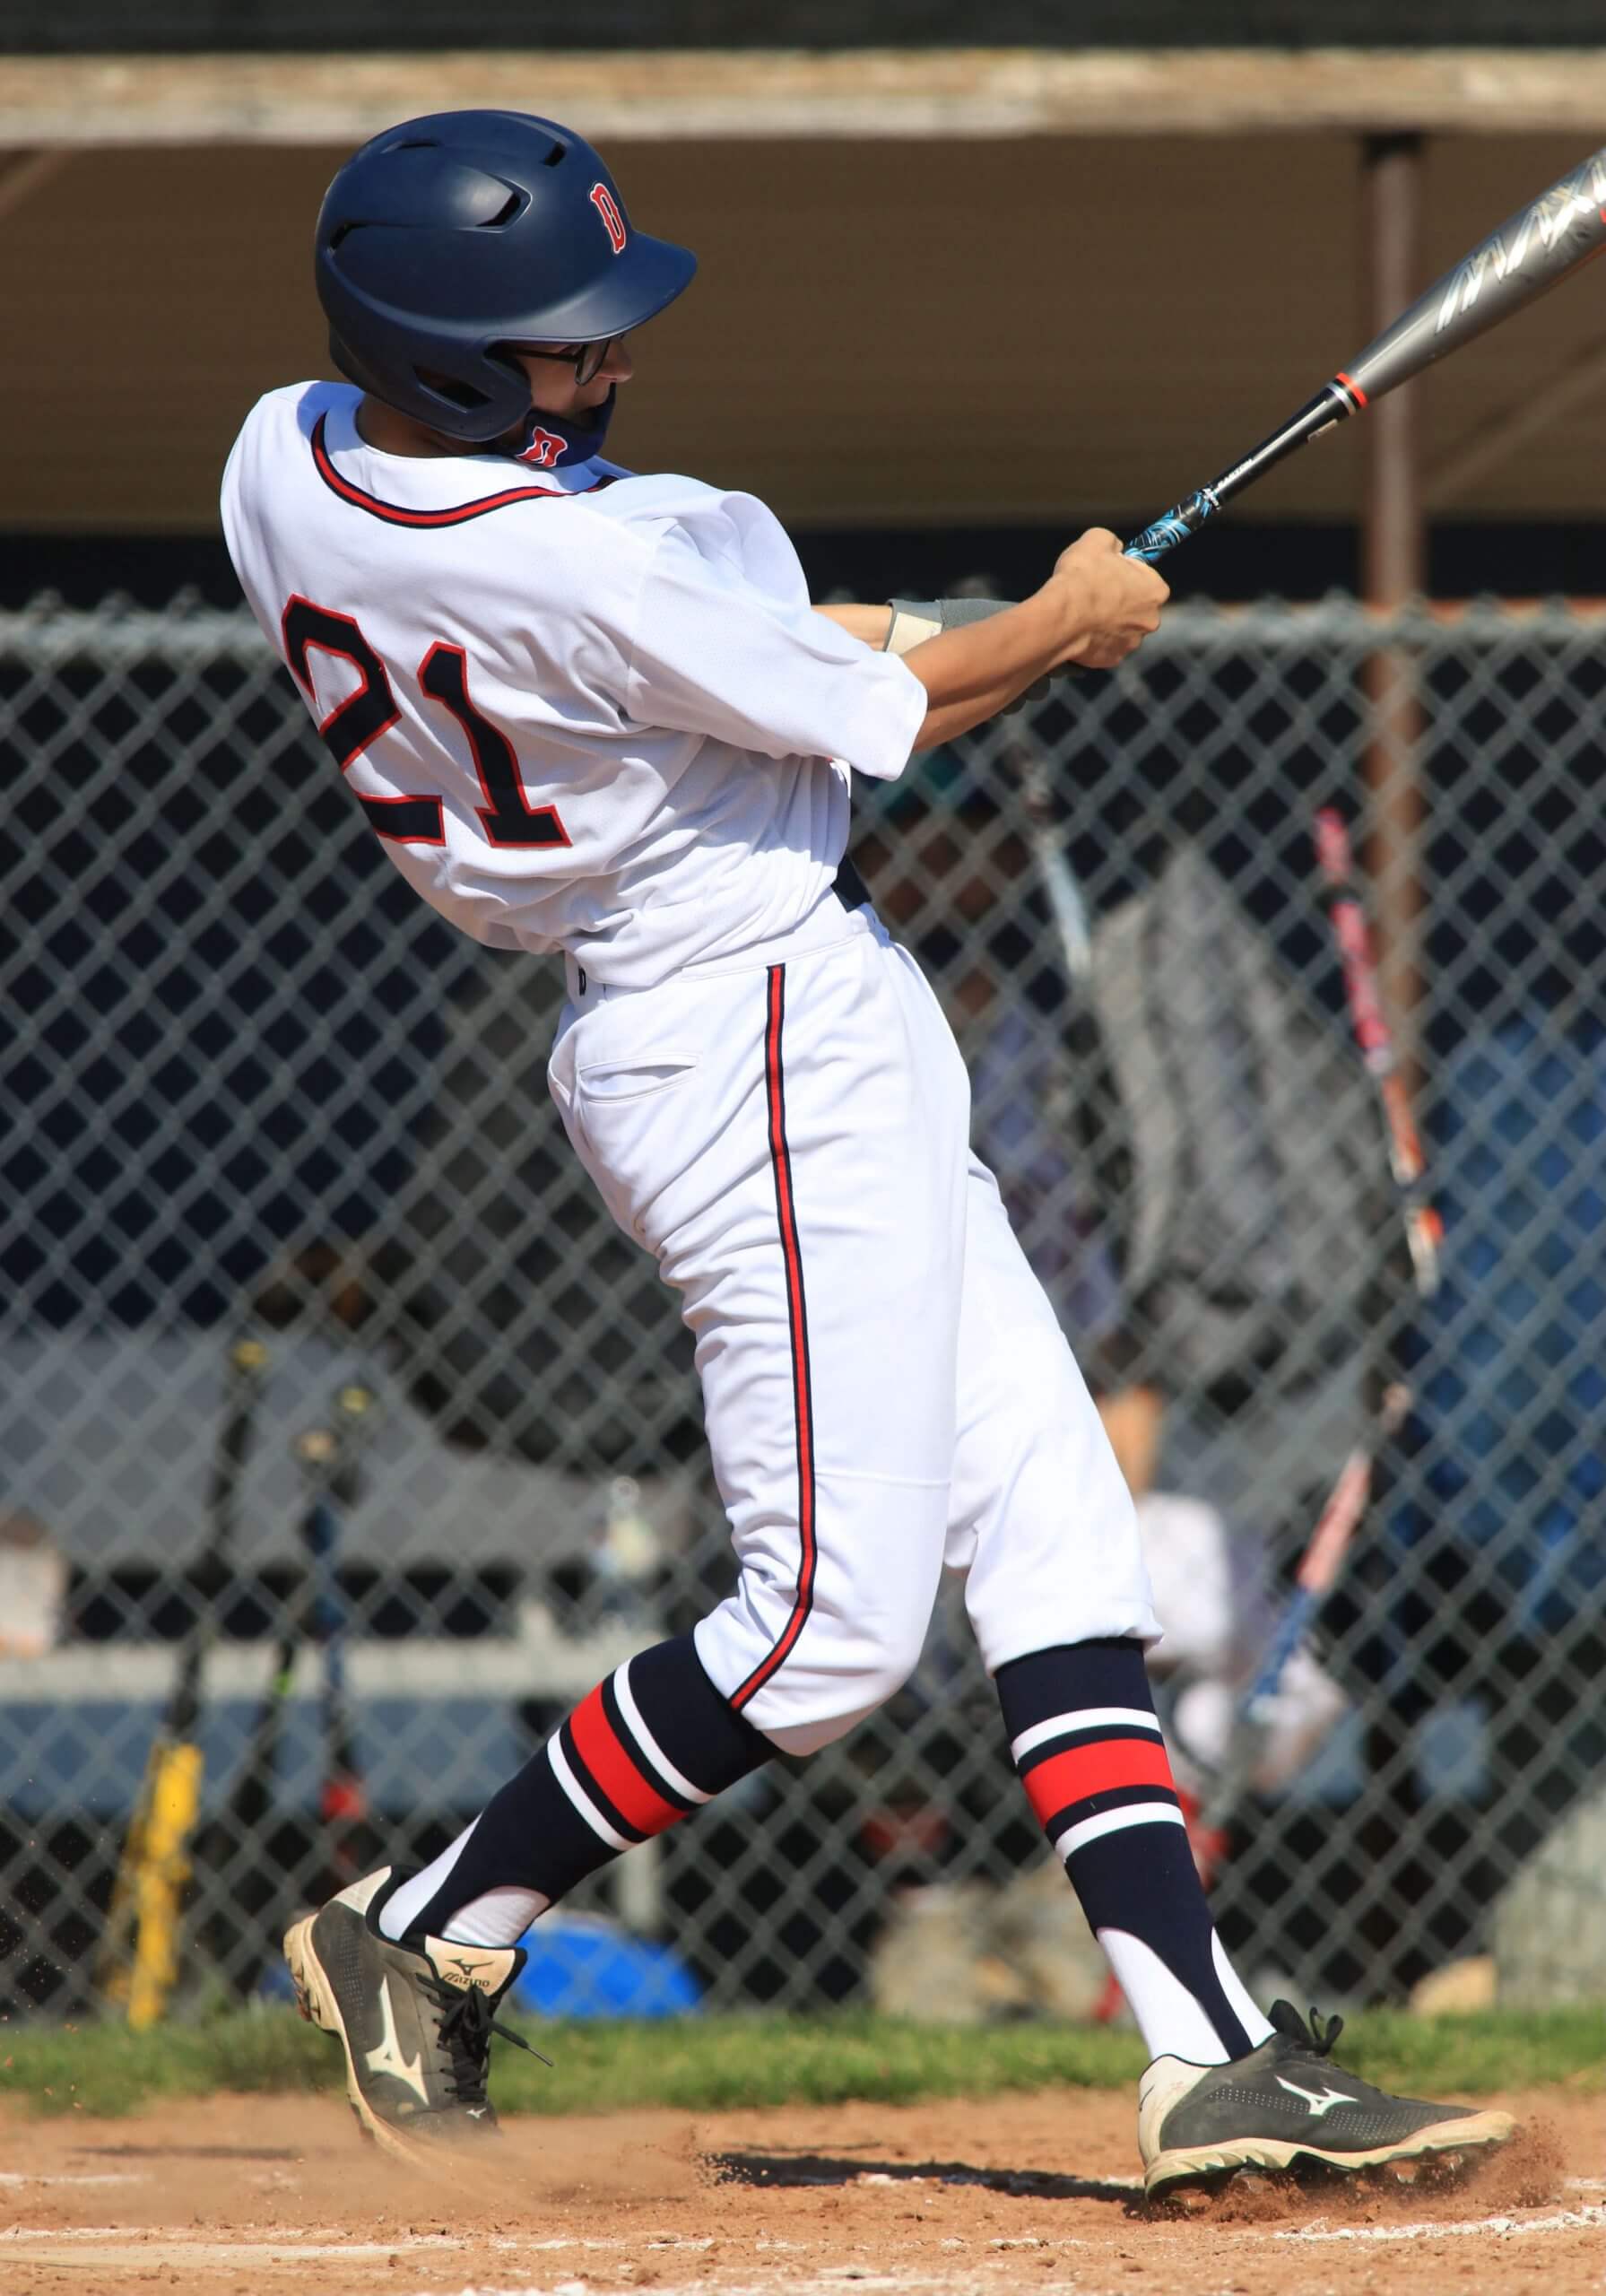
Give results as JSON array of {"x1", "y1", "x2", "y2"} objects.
[
  {"x1": 812, "y1": 603, "x2": 894, "y2": 647},
  {"x1": 812, "y1": 596, "x2": 1046, "y2": 746},
  {"x1": 906, "y1": 535, "x2": 1169, "y2": 745},
  {"x1": 815, "y1": 535, "x2": 1166, "y2": 750},
  {"x1": 902, "y1": 593, "x2": 1070, "y2": 751}
]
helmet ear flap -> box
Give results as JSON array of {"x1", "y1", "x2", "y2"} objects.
[
  {"x1": 326, "y1": 326, "x2": 523, "y2": 440},
  {"x1": 326, "y1": 326, "x2": 378, "y2": 403}
]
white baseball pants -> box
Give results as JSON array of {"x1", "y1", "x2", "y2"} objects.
[{"x1": 547, "y1": 897, "x2": 1157, "y2": 1756}]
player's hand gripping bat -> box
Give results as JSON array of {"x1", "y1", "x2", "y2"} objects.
[
  {"x1": 100, "y1": 1332, "x2": 269, "y2": 2026},
  {"x1": 1124, "y1": 147, "x2": 1606, "y2": 563}
]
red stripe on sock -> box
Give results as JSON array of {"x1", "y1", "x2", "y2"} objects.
[
  {"x1": 1022, "y1": 1735, "x2": 1176, "y2": 1827},
  {"x1": 569, "y1": 1683, "x2": 685, "y2": 1839}
]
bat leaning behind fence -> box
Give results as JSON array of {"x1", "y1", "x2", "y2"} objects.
[
  {"x1": 99, "y1": 1331, "x2": 270, "y2": 2026},
  {"x1": 1199, "y1": 1382, "x2": 1414, "y2": 1840},
  {"x1": 1015, "y1": 748, "x2": 1133, "y2": 1269},
  {"x1": 1123, "y1": 146, "x2": 1606, "y2": 565},
  {"x1": 1194, "y1": 815, "x2": 1434, "y2": 1839},
  {"x1": 306, "y1": 1381, "x2": 380, "y2": 1900},
  {"x1": 1312, "y1": 808, "x2": 1444, "y2": 1300},
  {"x1": 189, "y1": 1375, "x2": 381, "y2": 1995},
  {"x1": 215, "y1": 1378, "x2": 379, "y2": 1992}
]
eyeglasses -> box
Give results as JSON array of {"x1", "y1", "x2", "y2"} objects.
[{"x1": 511, "y1": 336, "x2": 621, "y2": 387}]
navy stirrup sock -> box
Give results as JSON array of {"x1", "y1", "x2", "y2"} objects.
[
  {"x1": 381, "y1": 1631, "x2": 768, "y2": 1946},
  {"x1": 995, "y1": 1638, "x2": 1272, "y2": 2065}
]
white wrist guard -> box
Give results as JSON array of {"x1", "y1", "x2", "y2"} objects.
[{"x1": 883, "y1": 596, "x2": 1011, "y2": 657}]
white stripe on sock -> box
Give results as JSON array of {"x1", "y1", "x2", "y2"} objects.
[
  {"x1": 1211, "y1": 1928, "x2": 1276, "y2": 2048},
  {"x1": 613, "y1": 1658, "x2": 712, "y2": 1806},
  {"x1": 1096, "y1": 1926, "x2": 1233, "y2": 2066},
  {"x1": 1011, "y1": 1707, "x2": 1162, "y2": 1766},
  {"x1": 549, "y1": 1734, "x2": 633, "y2": 1852},
  {"x1": 378, "y1": 1819, "x2": 478, "y2": 1941},
  {"x1": 1053, "y1": 1799, "x2": 1186, "y2": 1863}
]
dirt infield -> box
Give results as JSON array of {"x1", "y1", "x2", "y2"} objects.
[{"x1": 2, "y1": 2088, "x2": 1601, "y2": 2296}]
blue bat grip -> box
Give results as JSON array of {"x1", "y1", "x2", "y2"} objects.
[{"x1": 1124, "y1": 487, "x2": 1221, "y2": 564}]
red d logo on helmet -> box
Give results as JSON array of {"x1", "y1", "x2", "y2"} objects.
[{"x1": 589, "y1": 183, "x2": 628, "y2": 255}]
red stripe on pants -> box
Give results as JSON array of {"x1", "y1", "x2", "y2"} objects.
[
  {"x1": 569, "y1": 1683, "x2": 684, "y2": 1838},
  {"x1": 731, "y1": 964, "x2": 818, "y2": 1709},
  {"x1": 1022, "y1": 1736, "x2": 1176, "y2": 1828}
]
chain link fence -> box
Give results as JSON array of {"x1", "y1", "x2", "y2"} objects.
[{"x1": 4, "y1": 590, "x2": 1602, "y2": 2024}]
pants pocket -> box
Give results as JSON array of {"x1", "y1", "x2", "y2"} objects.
[
  {"x1": 572, "y1": 1052, "x2": 705, "y2": 1243},
  {"x1": 577, "y1": 1053, "x2": 701, "y2": 1104}
]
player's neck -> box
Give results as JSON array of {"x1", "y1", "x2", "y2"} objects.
[{"x1": 354, "y1": 396, "x2": 463, "y2": 458}]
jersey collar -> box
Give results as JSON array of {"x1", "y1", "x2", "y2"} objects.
[{"x1": 312, "y1": 393, "x2": 617, "y2": 526}]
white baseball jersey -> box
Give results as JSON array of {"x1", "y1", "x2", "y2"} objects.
[{"x1": 221, "y1": 381, "x2": 925, "y2": 988}]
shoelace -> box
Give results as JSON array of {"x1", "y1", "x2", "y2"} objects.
[
  {"x1": 424, "y1": 1979, "x2": 551, "y2": 2106},
  {"x1": 1267, "y1": 1998, "x2": 1345, "y2": 2057}
]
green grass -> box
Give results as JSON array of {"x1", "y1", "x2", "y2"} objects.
[
  {"x1": 1334, "y1": 2004, "x2": 1606, "y2": 2097},
  {"x1": 1, "y1": 2005, "x2": 1600, "y2": 2122}
]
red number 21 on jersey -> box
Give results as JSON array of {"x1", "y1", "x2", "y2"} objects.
[{"x1": 282, "y1": 597, "x2": 570, "y2": 849}]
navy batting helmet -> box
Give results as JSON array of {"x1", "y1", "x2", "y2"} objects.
[{"x1": 315, "y1": 109, "x2": 696, "y2": 443}]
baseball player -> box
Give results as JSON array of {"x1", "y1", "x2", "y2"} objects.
[{"x1": 221, "y1": 109, "x2": 1512, "y2": 2196}]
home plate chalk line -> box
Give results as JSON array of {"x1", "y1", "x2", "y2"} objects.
[
  {"x1": 0, "y1": 2229, "x2": 721, "y2": 2272},
  {"x1": 0, "y1": 2170, "x2": 143, "y2": 2187},
  {"x1": 395, "y1": 2220, "x2": 1606, "y2": 2296},
  {"x1": 402, "y1": 2284, "x2": 1054, "y2": 2296},
  {"x1": 1275, "y1": 2200, "x2": 1606, "y2": 2244},
  {"x1": 0, "y1": 2231, "x2": 473, "y2": 2266},
  {"x1": 4, "y1": 2199, "x2": 1601, "y2": 2286}
]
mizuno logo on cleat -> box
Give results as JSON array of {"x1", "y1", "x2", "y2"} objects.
[
  {"x1": 363, "y1": 1977, "x2": 430, "y2": 2102},
  {"x1": 443, "y1": 1953, "x2": 499, "y2": 1990},
  {"x1": 1276, "y1": 2076, "x2": 1352, "y2": 2118}
]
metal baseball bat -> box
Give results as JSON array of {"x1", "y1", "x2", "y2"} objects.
[
  {"x1": 206, "y1": 1380, "x2": 378, "y2": 1989},
  {"x1": 100, "y1": 1331, "x2": 269, "y2": 2023},
  {"x1": 312, "y1": 1381, "x2": 379, "y2": 1894},
  {"x1": 1018, "y1": 753, "x2": 1092, "y2": 987},
  {"x1": 1200, "y1": 1381, "x2": 1414, "y2": 1837},
  {"x1": 1312, "y1": 808, "x2": 1444, "y2": 1299},
  {"x1": 1016, "y1": 752, "x2": 1133, "y2": 1270},
  {"x1": 201, "y1": 1416, "x2": 327, "y2": 1996},
  {"x1": 1124, "y1": 146, "x2": 1606, "y2": 563}
]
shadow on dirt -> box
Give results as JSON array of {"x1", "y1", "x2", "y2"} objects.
[
  {"x1": 76, "y1": 2144, "x2": 301, "y2": 2161},
  {"x1": 710, "y1": 2148, "x2": 1137, "y2": 2204}
]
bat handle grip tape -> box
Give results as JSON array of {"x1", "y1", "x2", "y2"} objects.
[{"x1": 1124, "y1": 381, "x2": 1361, "y2": 565}]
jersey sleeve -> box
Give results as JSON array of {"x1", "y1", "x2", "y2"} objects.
[{"x1": 620, "y1": 525, "x2": 925, "y2": 780}]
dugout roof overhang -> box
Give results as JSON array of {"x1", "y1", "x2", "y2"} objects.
[{"x1": 6, "y1": 48, "x2": 1606, "y2": 535}]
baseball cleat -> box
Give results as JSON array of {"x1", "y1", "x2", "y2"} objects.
[
  {"x1": 284, "y1": 1866, "x2": 542, "y2": 2162},
  {"x1": 1138, "y1": 1998, "x2": 1515, "y2": 2200}
]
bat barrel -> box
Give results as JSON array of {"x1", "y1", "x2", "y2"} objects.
[
  {"x1": 1346, "y1": 146, "x2": 1606, "y2": 404},
  {"x1": 1126, "y1": 141, "x2": 1606, "y2": 570}
]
